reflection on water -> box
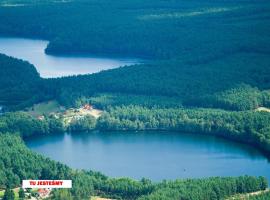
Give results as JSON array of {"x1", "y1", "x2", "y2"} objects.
[
  {"x1": 25, "y1": 131, "x2": 270, "y2": 182},
  {"x1": 0, "y1": 37, "x2": 139, "y2": 78}
]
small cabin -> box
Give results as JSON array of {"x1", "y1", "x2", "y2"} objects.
[
  {"x1": 37, "y1": 115, "x2": 45, "y2": 120},
  {"x1": 37, "y1": 188, "x2": 51, "y2": 198},
  {"x1": 83, "y1": 104, "x2": 93, "y2": 110}
]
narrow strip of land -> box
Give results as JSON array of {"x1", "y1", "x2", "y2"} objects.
[
  {"x1": 256, "y1": 107, "x2": 270, "y2": 113},
  {"x1": 227, "y1": 189, "x2": 270, "y2": 199},
  {"x1": 91, "y1": 197, "x2": 114, "y2": 200}
]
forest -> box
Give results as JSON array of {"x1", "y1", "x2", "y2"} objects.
[
  {"x1": 0, "y1": 54, "x2": 52, "y2": 110},
  {"x1": 0, "y1": 0, "x2": 270, "y2": 61},
  {"x1": 0, "y1": 0, "x2": 270, "y2": 112},
  {"x1": 97, "y1": 106, "x2": 270, "y2": 153},
  {"x1": 1, "y1": 53, "x2": 270, "y2": 112},
  {"x1": 0, "y1": 0, "x2": 270, "y2": 199}
]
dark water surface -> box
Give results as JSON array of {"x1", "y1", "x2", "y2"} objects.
[
  {"x1": 25, "y1": 131, "x2": 270, "y2": 182},
  {"x1": 0, "y1": 37, "x2": 139, "y2": 78}
]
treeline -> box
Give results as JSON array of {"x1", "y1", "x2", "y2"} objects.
[
  {"x1": 1, "y1": 105, "x2": 270, "y2": 155},
  {"x1": 97, "y1": 106, "x2": 270, "y2": 153},
  {"x1": 188, "y1": 84, "x2": 270, "y2": 111},
  {"x1": 1, "y1": 45, "x2": 270, "y2": 112},
  {"x1": 0, "y1": 54, "x2": 52, "y2": 111},
  {"x1": 0, "y1": 1, "x2": 270, "y2": 112},
  {"x1": 68, "y1": 115, "x2": 96, "y2": 132},
  {"x1": 87, "y1": 86, "x2": 270, "y2": 111},
  {"x1": 88, "y1": 93, "x2": 182, "y2": 109},
  {"x1": 0, "y1": 133, "x2": 71, "y2": 188},
  {"x1": 0, "y1": 112, "x2": 64, "y2": 137},
  {"x1": 51, "y1": 56, "x2": 270, "y2": 111},
  {"x1": 0, "y1": 133, "x2": 268, "y2": 200},
  {"x1": 0, "y1": 0, "x2": 269, "y2": 133},
  {"x1": 137, "y1": 177, "x2": 268, "y2": 200},
  {"x1": 0, "y1": 111, "x2": 99, "y2": 136}
]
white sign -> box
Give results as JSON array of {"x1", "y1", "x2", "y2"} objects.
[{"x1": 22, "y1": 180, "x2": 72, "y2": 188}]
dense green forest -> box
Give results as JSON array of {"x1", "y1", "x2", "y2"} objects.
[
  {"x1": 0, "y1": 0, "x2": 270, "y2": 60},
  {"x1": 97, "y1": 106, "x2": 270, "y2": 153},
  {"x1": 1, "y1": 53, "x2": 270, "y2": 112},
  {"x1": 51, "y1": 55, "x2": 270, "y2": 110},
  {"x1": 0, "y1": 54, "x2": 52, "y2": 110},
  {"x1": 0, "y1": 0, "x2": 270, "y2": 112},
  {"x1": 0, "y1": 54, "x2": 41, "y2": 109},
  {"x1": 0, "y1": 112, "x2": 64, "y2": 137}
]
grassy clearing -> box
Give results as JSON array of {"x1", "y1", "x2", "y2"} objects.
[
  {"x1": 0, "y1": 188, "x2": 20, "y2": 200},
  {"x1": 62, "y1": 107, "x2": 102, "y2": 126},
  {"x1": 26, "y1": 100, "x2": 64, "y2": 117},
  {"x1": 25, "y1": 100, "x2": 103, "y2": 127},
  {"x1": 0, "y1": 190, "x2": 4, "y2": 198},
  {"x1": 256, "y1": 107, "x2": 270, "y2": 113},
  {"x1": 91, "y1": 196, "x2": 114, "y2": 200}
]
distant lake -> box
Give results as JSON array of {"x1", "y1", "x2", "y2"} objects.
[
  {"x1": 25, "y1": 131, "x2": 270, "y2": 182},
  {"x1": 0, "y1": 37, "x2": 139, "y2": 78}
]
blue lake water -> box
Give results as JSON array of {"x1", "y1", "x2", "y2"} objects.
[
  {"x1": 0, "y1": 37, "x2": 139, "y2": 78},
  {"x1": 25, "y1": 131, "x2": 270, "y2": 182}
]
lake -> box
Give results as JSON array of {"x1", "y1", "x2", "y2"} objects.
[
  {"x1": 25, "y1": 131, "x2": 270, "y2": 182},
  {"x1": 0, "y1": 37, "x2": 139, "y2": 78}
]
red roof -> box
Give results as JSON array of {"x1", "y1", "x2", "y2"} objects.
[
  {"x1": 83, "y1": 104, "x2": 92, "y2": 110},
  {"x1": 38, "y1": 188, "x2": 50, "y2": 194}
]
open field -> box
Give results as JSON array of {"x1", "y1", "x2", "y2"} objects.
[
  {"x1": 26, "y1": 100, "x2": 64, "y2": 117},
  {"x1": 62, "y1": 107, "x2": 102, "y2": 126},
  {"x1": 0, "y1": 188, "x2": 20, "y2": 200},
  {"x1": 91, "y1": 196, "x2": 114, "y2": 200},
  {"x1": 26, "y1": 100, "x2": 103, "y2": 126},
  {"x1": 0, "y1": 190, "x2": 4, "y2": 198},
  {"x1": 256, "y1": 107, "x2": 270, "y2": 113}
]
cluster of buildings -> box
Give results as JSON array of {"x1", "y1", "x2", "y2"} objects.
[
  {"x1": 23, "y1": 188, "x2": 52, "y2": 199},
  {"x1": 37, "y1": 188, "x2": 51, "y2": 199}
]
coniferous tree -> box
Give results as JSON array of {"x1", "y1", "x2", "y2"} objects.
[{"x1": 3, "y1": 188, "x2": 15, "y2": 200}]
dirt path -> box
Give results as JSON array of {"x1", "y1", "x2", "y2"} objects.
[
  {"x1": 256, "y1": 107, "x2": 270, "y2": 112},
  {"x1": 78, "y1": 108, "x2": 103, "y2": 118},
  {"x1": 228, "y1": 189, "x2": 270, "y2": 199},
  {"x1": 91, "y1": 197, "x2": 113, "y2": 200}
]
